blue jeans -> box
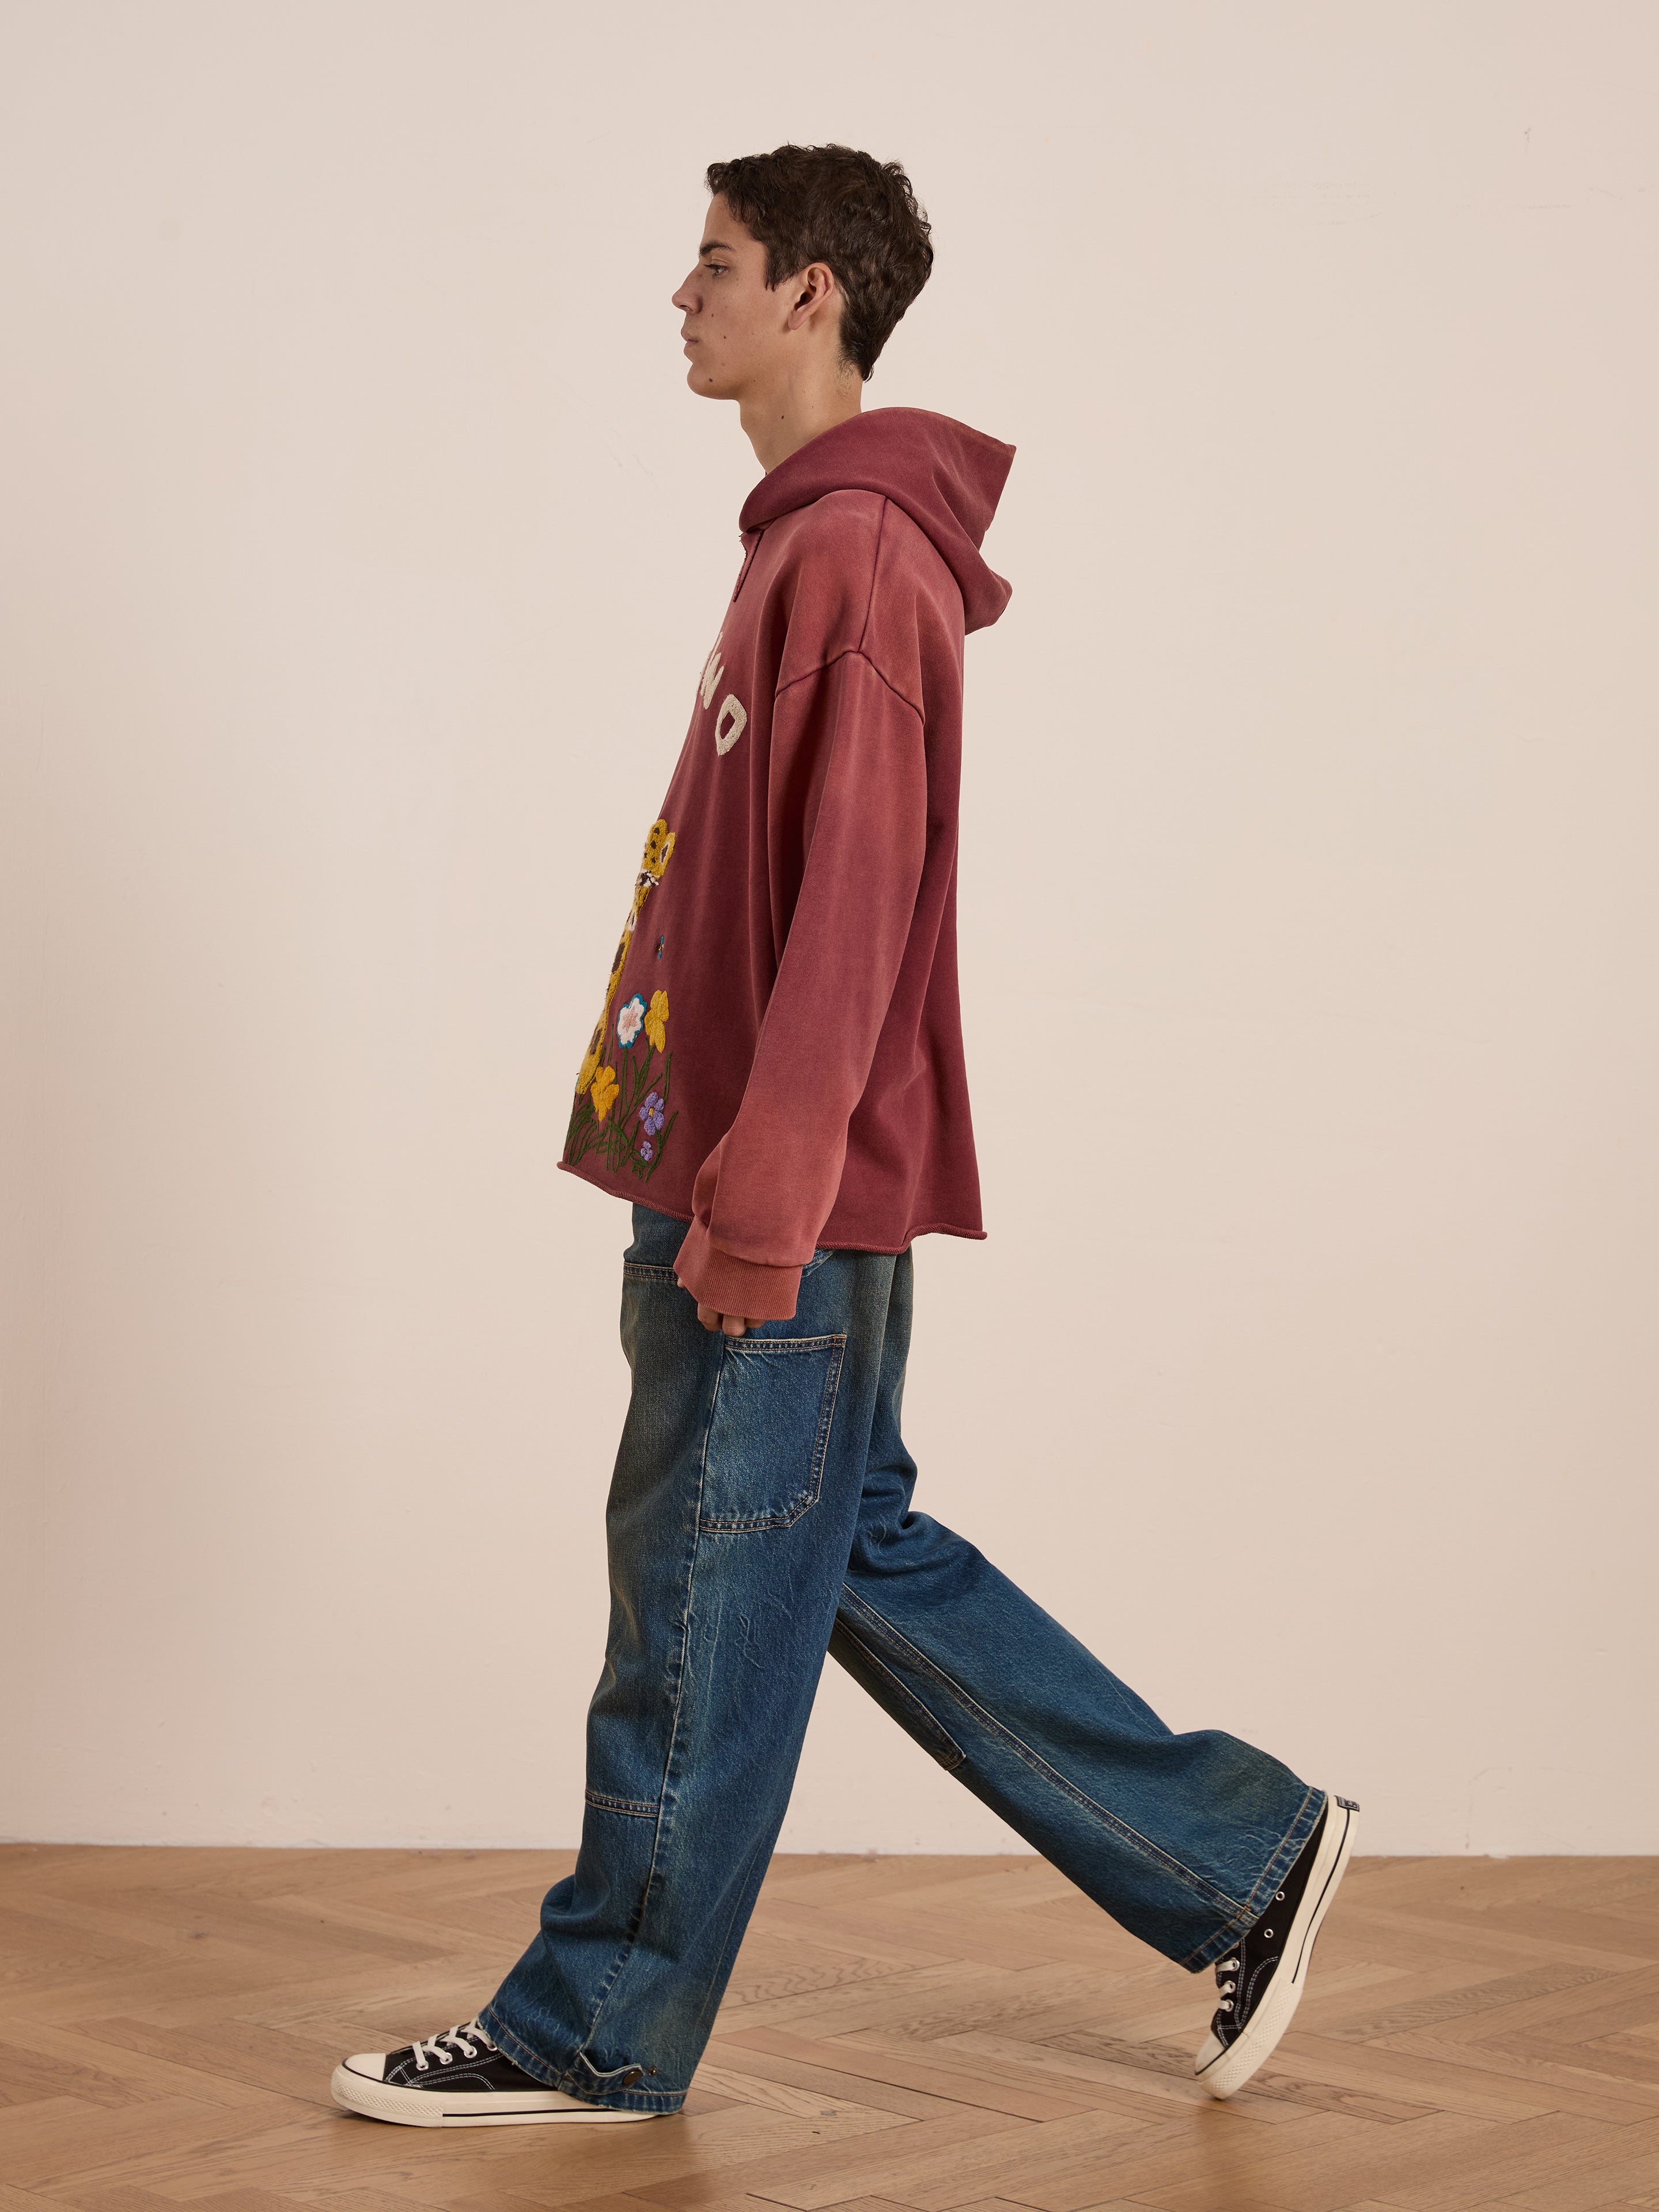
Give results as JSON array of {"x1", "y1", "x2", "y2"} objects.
[{"x1": 480, "y1": 1205, "x2": 1321, "y2": 2113}]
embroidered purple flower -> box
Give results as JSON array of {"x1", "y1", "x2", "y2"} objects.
[
  {"x1": 615, "y1": 993, "x2": 646, "y2": 1048},
  {"x1": 638, "y1": 1089, "x2": 665, "y2": 1136},
  {"x1": 637, "y1": 1139, "x2": 655, "y2": 1162}
]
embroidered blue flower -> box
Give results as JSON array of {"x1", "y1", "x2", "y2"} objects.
[
  {"x1": 616, "y1": 993, "x2": 646, "y2": 1048},
  {"x1": 638, "y1": 1139, "x2": 655, "y2": 1162},
  {"x1": 638, "y1": 1089, "x2": 665, "y2": 1135}
]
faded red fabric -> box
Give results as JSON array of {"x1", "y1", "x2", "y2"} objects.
[{"x1": 559, "y1": 407, "x2": 1014, "y2": 1319}]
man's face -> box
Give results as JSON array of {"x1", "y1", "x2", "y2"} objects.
[{"x1": 671, "y1": 196, "x2": 796, "y2": 399}]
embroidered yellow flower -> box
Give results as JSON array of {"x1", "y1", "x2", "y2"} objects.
[
  {"x1": 643, "y1": 988, "x2": 669, "y2": 1053},
  {"x1": 590, "y1": 1065, "x2": 619, "y2": 1122},
  {"x1": 575, "y1": 1044, "x2": 600, "y2": 1096}
]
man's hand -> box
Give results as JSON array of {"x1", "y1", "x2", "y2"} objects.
[
  {"x1": 673, "y1": 1271, "x2": 764, "y2": 1335},
  {"x1": 692, "y1": 1300, "x2": 763, "y2": 1338}
]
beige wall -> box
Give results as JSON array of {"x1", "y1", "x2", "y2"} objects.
[{"x1": 2, "y1": 1, "x2": 1656, "y2": 1855}]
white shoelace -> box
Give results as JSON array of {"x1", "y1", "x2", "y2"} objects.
[
  {"x1": 409, "y1": 2016, "x2": 497, "y2": 2073},
  {"x1": 1215, "y1": 1877, "x2": 1289, "y2": 2016}
]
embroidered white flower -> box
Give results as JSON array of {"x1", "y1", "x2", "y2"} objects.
[{"x1": 616, "y1": 993, "x2": 646, "y2": 1048}]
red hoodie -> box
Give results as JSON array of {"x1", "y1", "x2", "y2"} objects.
[{"x1": 561, "y1": 407, "x2": 1015, "y2": 1319}]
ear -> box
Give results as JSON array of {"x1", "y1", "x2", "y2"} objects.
[{"x1": 781, "y1": 260, "x2": 839, "y2": 334}]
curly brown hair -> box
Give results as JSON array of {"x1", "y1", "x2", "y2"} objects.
[{"x1": 703, "y1": 143, "x2": 933, "y2": 381}]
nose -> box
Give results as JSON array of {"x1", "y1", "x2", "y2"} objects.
[{"x1": 671, "y1": 277, "x2": 695, "y2": 312}]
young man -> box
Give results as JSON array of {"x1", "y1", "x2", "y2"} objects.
[{"x1": 331, "y1": 143, "x2": 1357, "y2": 2130}]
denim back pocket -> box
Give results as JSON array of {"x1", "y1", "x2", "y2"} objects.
[{"x1": 698, "y1": 1334, "x2": 847, "y2": 1532}]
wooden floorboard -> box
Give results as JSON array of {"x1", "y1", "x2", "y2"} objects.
[{"x1": 1, "y1": 1849, "x2": 1656, "y2": 2211}]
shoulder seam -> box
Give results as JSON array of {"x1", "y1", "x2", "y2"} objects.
[
  {"x1": 773, "y1": 646, "x2": 922, "y2": 724},
  {"x1": 855, "y1": 496, "x2": 889, "y2": 661}
]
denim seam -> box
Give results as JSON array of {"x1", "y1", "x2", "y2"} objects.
[
  {"x1": 836, "y1": 1584, "x2": 1248, "y2": 1923},
  {"x1": 584, "y1": 1788, "x2": 661, "y2": 1819},
  {"x1": 566, "y1": 1495, "x2": 703, "y2": 2073},
  {"x1": 489, "y1": 1369, "x2": 714, "y2": 2100},
  {"x1": 697, "y1": 1334, "x2": 847, "y2": 1532},
  {"x1": 577, "y1": 1400, "x2": 717, "y2": 2073},
  {"x1": 834, "y1": 1615, "x2": 966, "y2": 1770},
  {"x1": 623, "y1": 1262, "x2": 680, "y2": 1283},
  {"x1": 724, "y1": 1331, "x2": 843, "y2": 1349}
]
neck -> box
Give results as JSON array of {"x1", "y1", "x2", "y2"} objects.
[{"x1": 738, "y1": 363, "x2": 864, "y2": 473}]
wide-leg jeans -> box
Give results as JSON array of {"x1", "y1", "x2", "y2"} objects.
[{"x1": 481, "y1": 1204, "x2": 1322, "y2": 2113}]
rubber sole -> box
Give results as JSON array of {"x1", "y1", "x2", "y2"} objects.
[
  {"x1": 330, "y1": 2059, "x2": 664, "y2": 2126},
  {"x1": 1194, "y1": 1793, "x2": 1359, "y2": 2100}
]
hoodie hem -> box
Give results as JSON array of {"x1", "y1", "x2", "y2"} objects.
[{"x1": 557, "y1": 1157, "x2": 987, "y2": 1252}]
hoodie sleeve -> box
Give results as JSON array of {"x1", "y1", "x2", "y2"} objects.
[{"x1": 673, "y1": 650, "x2": 927, "y2": 1319}]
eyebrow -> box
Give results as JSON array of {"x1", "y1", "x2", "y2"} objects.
[{"x1": 699, "y1": 239, "x2": 733, "y2": 256}]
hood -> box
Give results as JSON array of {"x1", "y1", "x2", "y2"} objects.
[{"x1": 739, "y1": 408, "x2": 1015, "y2": 634}]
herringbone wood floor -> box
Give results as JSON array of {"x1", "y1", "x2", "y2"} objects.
[{"x1": 1, "y1": 1847, "x2": 1656, "y2": 2210}]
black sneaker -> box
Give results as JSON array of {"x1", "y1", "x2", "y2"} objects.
[
  {"x1": 1194, "y1": 1793, "x2": 1359, "y2": 2099},
  {"x1": 331, "y1": 2016, "x2": 659, "y2": 2127}
]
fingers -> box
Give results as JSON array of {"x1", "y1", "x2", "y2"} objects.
[
  {"x1": 694, "y1": 1301, "x2": 744, "y2": 1335},
  {"x1": 692, "y1": 1303, "x2": 766, "y2": 1338}
]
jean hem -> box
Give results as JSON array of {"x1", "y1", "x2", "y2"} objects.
[
  {"x1": 476, "y1": 2003, "x2": 685, "y2": 2114},
  {"x1": 1175, "y1": 1785, "x2": 1328, "y2": 1973}
]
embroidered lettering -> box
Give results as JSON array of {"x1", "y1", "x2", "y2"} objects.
[
  {"x1": 699, "y1": 634, "x2": 725, "y2": 710},
  {"x1": 714, "y1": 695, "x2": 748, "y2": 755}
]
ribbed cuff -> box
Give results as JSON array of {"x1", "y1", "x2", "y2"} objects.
[{"x1": 673, "y1": 1218, "x2": 802, "y2": 1322}]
